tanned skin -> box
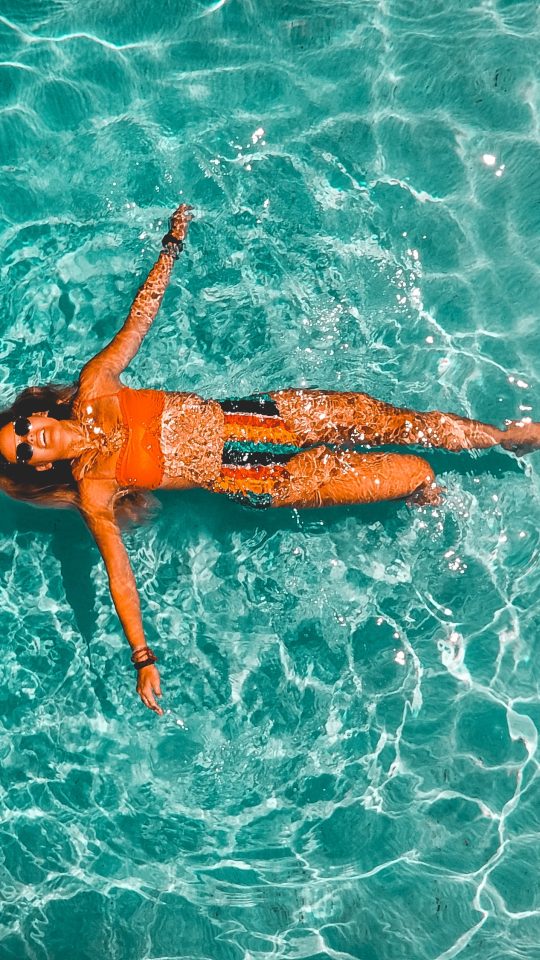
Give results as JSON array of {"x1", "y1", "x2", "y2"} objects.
[{"x1": 0, "y1": 203, "x2": 538, "y2": 715}]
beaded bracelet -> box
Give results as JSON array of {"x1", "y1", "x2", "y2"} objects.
[{"x1": 131, "y1": 646, "x2": 158, "y2": 671}]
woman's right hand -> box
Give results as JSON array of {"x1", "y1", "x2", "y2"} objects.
[{"x1": 136, "y1": 664, "x2": 164, "y2": 716}]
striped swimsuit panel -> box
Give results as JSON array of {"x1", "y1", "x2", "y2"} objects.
[{"x1": 213, "y1": 394, "x2": 302, "y2": 507}]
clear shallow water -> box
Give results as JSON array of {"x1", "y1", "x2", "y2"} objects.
[{"x1": 1, "y1": 1, "x2": 540, "y2": 958}]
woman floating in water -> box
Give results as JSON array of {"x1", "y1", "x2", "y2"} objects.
[{"x1": 1, "y1": 204, "x2": 538, "y2": 714}]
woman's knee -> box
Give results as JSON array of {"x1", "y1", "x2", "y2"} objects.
[
  {"x1": 400, "y1": 453, "x2": 436, "y2": 489},
  {"x1": 354, "y1": 452, "x2": 436, "y2": 502}
]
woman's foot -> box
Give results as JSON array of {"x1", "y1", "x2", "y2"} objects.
[{"x1": 406, "y1": 482, "x2": 445, "y2": 507}]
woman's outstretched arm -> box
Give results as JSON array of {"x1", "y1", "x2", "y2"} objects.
[
  {"x1": 80, "y1": 203, "x2": 193, "y2": 383},
  {"x1": 79, "y1": 481, "x2": 163, "y2": 715}
]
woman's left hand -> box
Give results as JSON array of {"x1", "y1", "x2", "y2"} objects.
[
  {"x1": 168, "y1": 202, "x2": 193, "y2": 242},
  {"x1": 136, "y1": 664, "x2": 164, "y2": 715}
]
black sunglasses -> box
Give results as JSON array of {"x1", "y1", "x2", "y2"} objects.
[{"x1": 13, "y1": 417, "x2": 33, "y2": 463}]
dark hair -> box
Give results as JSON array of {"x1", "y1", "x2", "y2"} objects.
[{"x1": 0, "y1": 383, "x2": 158, "y2": 525}]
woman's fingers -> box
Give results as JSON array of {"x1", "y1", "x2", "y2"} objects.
[
  {"x1": 136, "y1": 666, "x2": 164, "y2": 716},
  {"x1": 147, "y1": 680, "x2": 164, "y2": 714},
  {"x1": 146, "y1": 695, "x2": 163, "y2": 715},
  {"x1": 140, "y1": 689, "x2": 163, "y2": 715},
  {"x1": 170, "y1": 204, "x2": 193, "y2": 238}
]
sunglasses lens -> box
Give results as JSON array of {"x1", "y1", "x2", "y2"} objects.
[
  {"x1": 14, "y1": 417, "x2": 31, "y2": 437},
  {"x1": 16, "y1": 441, "x2": 33, "y2": 463}
]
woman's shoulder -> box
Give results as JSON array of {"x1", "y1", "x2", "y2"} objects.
[
  {"x1": 73, "y1": 370, "x2": 121, "y2": 416},
  {"x1": 76, "y1": 367, "x2": 119, "y2": 399},
  {"x1": 77, "y1": 473, "x2": 119, "y2": 516}
]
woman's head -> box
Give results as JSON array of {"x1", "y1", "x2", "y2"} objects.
[
  {"x1": 0, "y1": 384, "x2": 78, "y2": 506},
  {"x1": 1, "y1": 413, "x2": 78, "y2": 470}
]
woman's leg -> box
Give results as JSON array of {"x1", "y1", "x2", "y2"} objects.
[
  {"x1": 273, "y1": 447, "x2": 439, "y2": 508},
  {"x1": 271, "y1": 389, "x2": 540, "y2": 453}
]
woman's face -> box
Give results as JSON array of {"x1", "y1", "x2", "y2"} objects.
[{"x1": 0, "y1": 415, "x2": 65, "y2": 470}]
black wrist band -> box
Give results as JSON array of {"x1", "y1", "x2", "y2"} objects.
[
  {"x1": 131, "y1": 645, "x2": 157, "y2": 669},
  {"x1": 133, "y1": 658, "x2": 157, "y2": 671},
  {"x1": 162, "y1": 232, "x2": 184, "y2": 252}
]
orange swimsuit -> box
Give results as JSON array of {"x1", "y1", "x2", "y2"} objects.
[
  {"x1": 116, "y1": 388, "x2": 165, "y2": 489},
  {"x1": 115, "y1": 388, "x2": 303, "y2": 504}
]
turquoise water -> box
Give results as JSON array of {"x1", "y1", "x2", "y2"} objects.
[{"x1": 1, "y1": 1, "x2": 540, "y2": 957}]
